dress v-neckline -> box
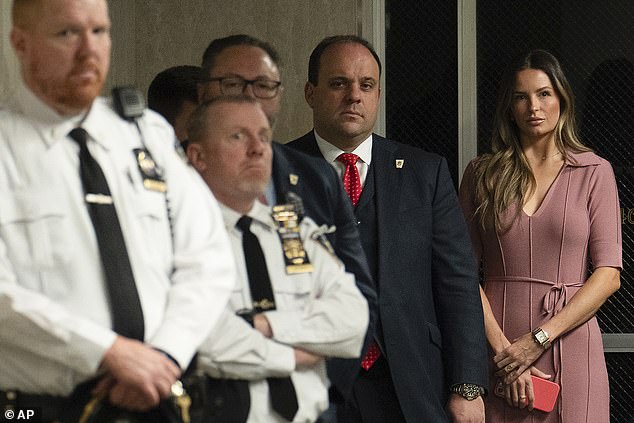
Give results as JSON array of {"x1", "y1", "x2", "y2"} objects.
[{"x1": 522, "y1": 163, "x2": 566, "y2": 218}]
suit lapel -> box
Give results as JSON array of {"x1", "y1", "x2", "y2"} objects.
[
  {"x1": 355, "y1": 163, "x2": 374, "y2": 211},
  {"x1": 372, "y1": 137, "x2": 402, "y2": 279},
  {"x1": 293, "y1": 132, "x2": 322, "y2": 158},
  {"x1": 271, "y1": 143, "x2": 293, "y2": 204}
]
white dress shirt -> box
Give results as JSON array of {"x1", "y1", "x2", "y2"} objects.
[
  {"x1": 314, "y1": 130, "x2": 373, "y2": 187},
  {"x1": 0, "y1": 80, "x2": 236, "y2": 395},
  {"x1": 197, "y1": 201, "x2": 368, "y2": 423}
]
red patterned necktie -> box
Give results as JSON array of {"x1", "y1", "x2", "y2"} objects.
[
  {"x1": 337, "y1": 153, "x2": 362, "y2": 206},
  {"x1": 361, "y1": 342, "x2": 381, "y2": 371},
  {"x1": 337, "y1": 153, "x2": 381, "y2": 370}
]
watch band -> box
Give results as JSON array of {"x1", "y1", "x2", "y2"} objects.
[{"x1": 450, "y1": 383, "x2": 486, "y2": 401}]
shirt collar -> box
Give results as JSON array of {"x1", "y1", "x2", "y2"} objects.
[
  {"x1": 220, "y1": 200, "x2": 276, "y2": 233},
  {"x1": 12, "y1": 78, "x2": 96, "y2": 148},
  {"x1": 80, "y1": 99, "x2": 114, "y2": 151},
  {"x1": 564, "y1": 150, "x2": 604, "y2": 167},
  {"x1": 14, "y1": 78, "x2": 71, "y2": 125},
  {"x1": 313, "y1": 130, "x2": 373, "y2": 166}
]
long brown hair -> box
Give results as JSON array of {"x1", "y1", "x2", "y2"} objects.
[{"x1": 472, "y1": 49, "x2": 591, "y2": 232}]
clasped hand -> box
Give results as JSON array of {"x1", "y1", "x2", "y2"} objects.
[
  {"x1": 493, "y1": 332, "x2": 543, "y2": 383},
  {"x1": 96, "y1": 337, "x2": 182, "y2": 411},
  {"x1": 492, "y1": 332, "x2": 551, "y2": 410}
]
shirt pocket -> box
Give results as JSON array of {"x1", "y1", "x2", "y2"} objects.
[
  {"x1": 228, "y1": 286, "x2": 247, "y2": 311},
  {"x1": 271, "y1": 272, "x2": 313, "y2": 312},
  {"x1": 0, "y1": 190, "x2": 71, "y2": 277},
  {"x1": 132, "y1": 190, "x2": 172, "y2": 270}
]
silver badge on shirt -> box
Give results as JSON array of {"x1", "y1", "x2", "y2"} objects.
[
  {"x1": 271, "y1": 204, "x2": 314, "y2": 274},
  {"x1": 134, "y1": 148, "x2": 166, "y2": 192}
]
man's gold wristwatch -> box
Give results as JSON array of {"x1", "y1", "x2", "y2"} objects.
[
  {"x1": 532, "y1": 327, "x2": 551, "y2": 349},
  {"x1": 450, "y1": 383, "x2": 486, "y2": 401}
]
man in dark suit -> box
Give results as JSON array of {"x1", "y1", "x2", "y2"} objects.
[
  {"x1": 197, "y1": 35, "x2": 378, "y2": 410},
  {"x1": 288, "y1": 35, "x2": 488, "y2": 423}
]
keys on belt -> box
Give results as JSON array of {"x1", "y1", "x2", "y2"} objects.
[{"x1": 170, "y1": 381, "x2": 191, "y2": 423}]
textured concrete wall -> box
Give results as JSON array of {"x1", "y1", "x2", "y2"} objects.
[{"x1": 0, "y1": 2, "x2": 20, "y2": 105}]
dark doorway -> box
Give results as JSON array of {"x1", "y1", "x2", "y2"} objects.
[{"x1": 385, "y1": 0, "x2": 459, "y2": 185}]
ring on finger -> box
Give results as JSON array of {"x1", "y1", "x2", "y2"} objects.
[{"x1": 504, "y1": 364, "x2": 514, "y2": 373}]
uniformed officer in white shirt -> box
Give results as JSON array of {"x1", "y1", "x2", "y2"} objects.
[
  {"x1": 186, "y1": 97, "x2": 369, "y2": 423},
  {"x1": 0, "y1": 0, "x2": 236, "y2": 420}
]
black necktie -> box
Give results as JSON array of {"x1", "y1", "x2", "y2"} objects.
[
  {"x1": 236, "y1": 216, "x2": 298, "y2": 421},
  {"x1": 69, "y1": 127, "x2": 144, "y2": 341}
]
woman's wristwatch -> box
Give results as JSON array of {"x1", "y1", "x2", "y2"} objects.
[{"x1": 532, "y1": 327, "x2": 552, "y2": 349}]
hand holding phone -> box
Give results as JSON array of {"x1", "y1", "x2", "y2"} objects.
[
  {"x1": 531, "y1": 376, "x2": 560, "y2": 412},
  {"x1": 495, "y1": 376, "x2": 560, "y2": 412}
]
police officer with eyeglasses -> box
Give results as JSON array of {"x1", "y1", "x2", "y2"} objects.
[{"x1": 196, "y1": 34, "x2": 377, "y2": 423}]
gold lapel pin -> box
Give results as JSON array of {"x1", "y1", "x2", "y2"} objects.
[
  {"x1": 289, "y1": 173, "x2": 299, "y2": 185},
  {"x1": 395, "y1": 159, "x2": 404, "y2": 169}
]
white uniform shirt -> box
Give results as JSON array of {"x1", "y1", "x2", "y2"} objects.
[
  {"x1": 0, "y1": 81, "x2": 236, "y2": 395},
  {"x1": 198, "y1": 201, "x2": 368, "y2": 423}
]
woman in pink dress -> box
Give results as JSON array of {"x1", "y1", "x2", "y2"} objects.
[{"x1": 459, "y1": 50, "x2": 621, "y2": 422}]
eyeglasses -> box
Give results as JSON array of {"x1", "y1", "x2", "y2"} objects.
[{"x1": 205, "y1": 76, "x2": 282, "y2": 99}]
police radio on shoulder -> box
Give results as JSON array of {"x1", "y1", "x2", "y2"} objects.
[{"x1": 112, "y1": 86, "x2": 146, "y2": 121}]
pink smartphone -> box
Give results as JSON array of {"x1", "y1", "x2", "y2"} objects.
[
  {"x1": 494, "y1": 376, "x2": 560, "y2": 412},
  {"x1": 531, "y1": 376, "x2": 560, "y2": 412}
]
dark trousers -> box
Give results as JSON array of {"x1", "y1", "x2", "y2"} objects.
[{"x1": 337, "y1": 355, "x2": 407, "y2": 423}]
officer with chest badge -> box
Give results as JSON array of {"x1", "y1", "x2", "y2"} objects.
[
  {"x1": 185, "y1": 96, "x2": 368, "y2": 423},
  {"x1": 0, "y1": 1, "x2": 235, "y2": 422}
]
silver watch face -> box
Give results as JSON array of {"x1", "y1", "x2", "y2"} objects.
[
  {"x1": 464, "y1": 392, "x2": 477, "y2": 400},
  {"x1": 465, "y1": 386, "x2": 479, "y2": 400},
  {"x1": 534, "y1": 330, "x2": 548, "y2": 344}
]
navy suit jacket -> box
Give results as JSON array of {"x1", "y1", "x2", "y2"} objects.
[
  {"x1": 271, "y1": 142, "x2": 377, "y2": 399},
  {"x1": 287, "y1": 132, "x2": 488, "y2": 422}
]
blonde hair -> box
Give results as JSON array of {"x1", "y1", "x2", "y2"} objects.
[{"x1": 472, "y1": 50, "x2": 591, "y2": 232}]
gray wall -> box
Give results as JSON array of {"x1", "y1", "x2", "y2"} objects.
[
  {"x1": 0, "y1": 3, "x2": 20, "y2": 105},
  {"x1": 107, "y1": 0, "x2": 364, "y2": 142}
]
